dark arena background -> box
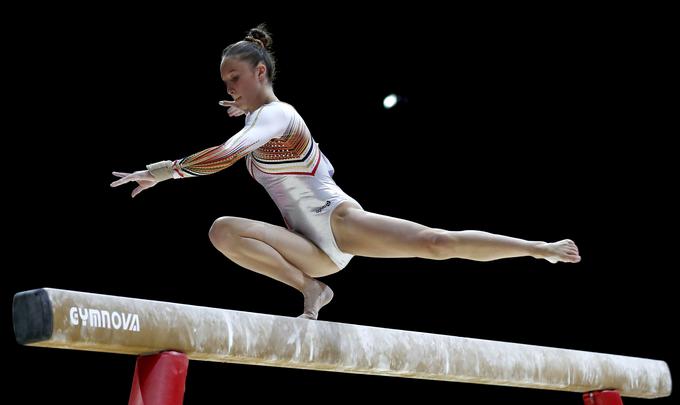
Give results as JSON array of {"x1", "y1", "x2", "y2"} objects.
[{"x1": 5, "y1": 5, "x2": 676, "y2": 404}]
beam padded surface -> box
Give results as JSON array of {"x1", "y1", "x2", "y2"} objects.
[{"x1": 13, "y1": 288, "x2": 672, "y2": 398}]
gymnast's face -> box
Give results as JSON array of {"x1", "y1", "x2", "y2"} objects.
[{"x1": 220, "y1": 57, "x2": 268, "y2": 112}]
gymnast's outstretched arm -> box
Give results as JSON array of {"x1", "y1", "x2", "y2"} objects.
[{"x1": 110, "y1": 102, "x2": 288, "y2": 197}]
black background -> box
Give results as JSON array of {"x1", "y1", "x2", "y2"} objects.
[{"x1": 5, "y1": 5, "x2": 676, "y2": 404}]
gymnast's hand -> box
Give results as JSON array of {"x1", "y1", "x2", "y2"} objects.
[
  {"x1": 219, "y1": 100, "x2": 245, "y2": 117},
  {"x1": 110, "y1": 170, "x2": 159, "y2": 198}
]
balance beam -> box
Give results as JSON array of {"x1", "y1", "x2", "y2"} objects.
[{"x1": 13, "y1": 288, "x2": 671, "y2": 399}]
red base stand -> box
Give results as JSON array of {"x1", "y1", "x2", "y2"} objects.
[
  {"x1": 583, "y1": 390, "x2": 624, "y2": 405},
  {"x1": 128, "y1": 351, "x2": 189, "y2": 405}
]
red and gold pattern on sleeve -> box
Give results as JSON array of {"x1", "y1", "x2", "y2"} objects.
[
  {"x1": 247, "y1": 114, "x2": 322, "y2": 177},
  {"x1": 170, "y1": 104, "x2": 289, "y2": 178}
]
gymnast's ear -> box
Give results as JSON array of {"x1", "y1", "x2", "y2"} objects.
[{"x1": 256, "y1": 63, "x2": 268, "y2": 82}]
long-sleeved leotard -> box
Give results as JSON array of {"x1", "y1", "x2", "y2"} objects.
[
  {"x1": 166, "y1": 101, "x2": 290, "y2": 178},
  {"x1": 165, "y1": 101, "x2": 362, "y2": 269}
]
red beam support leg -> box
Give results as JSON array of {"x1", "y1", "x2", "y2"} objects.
[
  {"x1": 129, "y1": 351, "x2": 189, "y2": 405},
  {"x1": 583, "y1": 390, "x2": 624, "y2": 405}
]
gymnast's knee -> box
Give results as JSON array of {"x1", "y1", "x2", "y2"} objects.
[
  {"x1": 424, "y1": 229, "x2": 459, "y2": 260},
  {"x1": 208, "y1": 217, "x2": 242, "y2": 252}
]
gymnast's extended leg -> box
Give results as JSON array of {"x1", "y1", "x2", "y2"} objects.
[{"x1": 331, "y1": 202, "x2": 580, "y2": 263}]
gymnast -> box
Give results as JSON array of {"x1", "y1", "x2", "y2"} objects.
[{"x1": 111, "y1": 24, "x2": 580, "y2": 320}]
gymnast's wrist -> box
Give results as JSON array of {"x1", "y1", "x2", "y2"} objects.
[{"x1": 146, "y1": 160, "x2": 175, "y2": 182}]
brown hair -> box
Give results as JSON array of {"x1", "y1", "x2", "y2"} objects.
[{"x1": 222, "y1": 24, "x2": 277, "y2": 83}]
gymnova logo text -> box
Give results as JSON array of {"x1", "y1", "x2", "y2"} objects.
[{"x1": 69, "y1": 307, "x2": 140, "y2": 332}]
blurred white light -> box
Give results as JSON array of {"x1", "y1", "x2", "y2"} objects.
[{"x1": 383, "y1": 94, "x2": 398, "y2": 109}]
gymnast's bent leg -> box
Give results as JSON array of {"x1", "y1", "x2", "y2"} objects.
[{"x1": 209, "y1": 216, "x2": 339, "y2": 319}]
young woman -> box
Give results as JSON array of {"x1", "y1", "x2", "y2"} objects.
[{"x1": 111, "y1": 25, "x2": 580, "y2": 320}]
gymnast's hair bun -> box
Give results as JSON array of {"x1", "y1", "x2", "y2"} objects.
[{"x1": 245, "y1": 24, "x2": 273, "y2": 51}]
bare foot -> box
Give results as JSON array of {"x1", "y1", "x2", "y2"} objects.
[
  {"x1": 298, "y1": 278, "x2": 334, "y2": 320},
  {"x1": 536, "y1": 239, "x2": 581, "y2": 263}
]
